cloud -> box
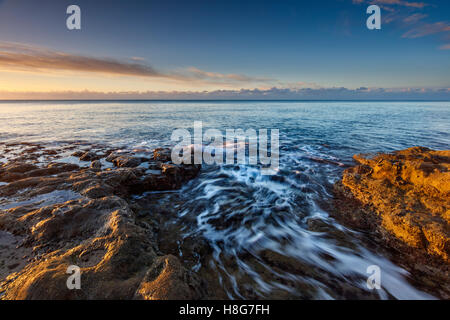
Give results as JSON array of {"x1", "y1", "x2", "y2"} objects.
[
  {"x1": 371, "y1": 0, "x2": 427, "y2": 8},
  {"x1": 130, "y1": 56, "x2": 146, "y2": 62},
  {"x1": 0, "y1": 42, "x2": 168, "y2": 78},
  {"x1": 0, "y1": 42, "x2": 270, "y2": 86},
  {"x1": 352, "y1": 0, "x2": 428, "y2": 8},
  {"x1": 1, "y1": 87, "x2": 448, "y2": 101},
  {"x1": 439, "y1": 44, "x2": 450, "y2": 50},
  {"x1": 402, "y1": 21, "x2": 450, "y2": 38},
  {"x1": 403, "y1": 13, "x2": 428, "y2": 23},
  {"x1": 186, "y1": 67, "x2": 272, "y2": 83},
  {"x1": 279, "y1": 81, "x2": 323, "y2": 90},
  {"x1": 353, "y1": 1, "x2": 450, "y2": 48}
]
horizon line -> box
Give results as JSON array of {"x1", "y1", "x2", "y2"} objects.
[{"x1": 1, "y1": 99, "x2": 449, "y2": 103}]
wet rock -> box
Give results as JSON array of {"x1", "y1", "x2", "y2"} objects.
[
  {"x1": 90, "y1": 160, "x2": 102, "y2": 170},
  {"x1": 153, "y1": 148, "x2": 172, "y2": 162},
  {"x1": 113, "y1": 156, "x2": 141, "y2": 168},
  {"x1": 25, "y1": 163, "x2": 79, "y2": 178},
  {"x1": 0, "y1": 142, "x2": 204, "y2": 300},
  {"x1": 23, "y1": 147, "x2": 39, "y2": 154},
  {"x1": 160, "y1": 163, "x2": 180, "y2": 176},
  {"x1": 0, "y1": 163, "x2": 39, "y2": 182},
  {"x1": 81, "y1": 184, "x2": 113, "y2": 199},
  {"x1": 95, "y1": 168, "x2": 141, "y2": 192},
  {"x1": 140, "y1": 163, "x2": 201, "y2": 191},
  {"x1": 0, "y1": 176, "x2": 63, "y2": 197},
  {"x1": 71, "y1": 151, "x2": 85, "y2": 157},
  {"x1": 0, "y1": 230, "x2": 32, "y2": 280},
  {"x1": 0, "y1": 171, "x2": 24, "y2": 183},
  {"x1": 2, "y1": 163, "x2": 38, "y2": 174},
  {"x1": 79, "y1": 151, "x2": 100, "y2": 162},
  {"x1": 134, "y1": 255, "x2": 205, "y2": 300},
  {"x1": 44, "y1": 149, "x2": 58, "y2": 155},
  {"x1": 306, "y1": 218, "x2": 329, "y2": 233},
  {"x1": 0, "y1": 195, "x2": 205, "y2": 300},
  {"x1": 105, "y1": 152, "x2": 119, "y2": 162}
]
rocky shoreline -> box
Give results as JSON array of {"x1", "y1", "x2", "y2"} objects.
[
  {"x1": 1, "y1": 142, "x2": 449, "y2": 299},
  {"x1": 0, "y1": 141, "x2": 204, "y2": 299},
  {"x1": 334, "y1": 147, "x2": 449, "y2": 298}
]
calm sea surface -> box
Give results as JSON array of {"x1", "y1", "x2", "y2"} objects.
[{"x1": 1, "y1": 101, "x2": 449, "y2": 299}]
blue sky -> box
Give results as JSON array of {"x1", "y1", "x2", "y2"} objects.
[{"x1": 0, "y1": 0, "x2": 449, "y2": 99}]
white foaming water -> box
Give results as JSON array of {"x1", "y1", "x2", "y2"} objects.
[{"x1": 157, "y1": 158, "x2": 435, "y2": 299}]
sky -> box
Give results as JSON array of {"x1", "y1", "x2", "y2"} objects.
[{"x1": 0, "y1": 0, "x2": 449, "y2": 100}]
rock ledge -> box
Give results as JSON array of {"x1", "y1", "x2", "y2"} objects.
[{"x1": 334, "y1": 146, "x2": 449, "y2": 297}]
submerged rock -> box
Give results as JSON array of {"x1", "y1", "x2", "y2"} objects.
[{"x1": 334, "y1": 147, "x2": 449, "y2": 297}]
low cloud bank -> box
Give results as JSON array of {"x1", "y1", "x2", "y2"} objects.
[{"x1": 1, "y1": 87, "x2": 449, "y2": 100}]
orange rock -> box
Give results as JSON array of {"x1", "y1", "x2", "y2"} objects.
[{"x1": 336, "y1": 147, "x2": 449, "y2": 262}]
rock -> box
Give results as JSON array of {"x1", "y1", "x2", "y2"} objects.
[
  {"x1": 80, "y1": 184, "x2": 113, "y2": 199},
  {"x1": 160, "y1": 163, "x2": 180, "y2": 176},
  {"x1": 90, "y1": 160, "x2": 102, "y2": 170},
  {"x1": 113, "y1": 156, "x2": 141, "y2": 168},
  {"x1": 0, "y1": 142, "x2": 204, "y2": 300},
  {"x1": 0, "y1": 170, "x2": 24, "y2": 183},
  {"x1": 79, "y1": 151, "x2": 100, "y2": 162},
  {"x1": 153, "y1": 148, "x2": 171, "y2": 162},
  {"x1": 306, "y1": 218, "x2": 329, "y2": 232},
  {"x1": 0, "y1": 195, "x2": 205, "y2": 299},
  {"x1": 95, "y1": 168, "x2": 141, "y2": 191},
  {"x1": 0, "y1": 163, "x2": 41, "y2": 182},
  {"x1": 25, "y1": 163, "x2": 79, "y2": 178},
  {"x1": 2, "y1": 163, "x2": 38, "y2": 174},
  {"x1": 0, "y1": 176, "x2": 64, "y2": 197},
  {"x1": 134, "y1": 255, "x2": 205, "y2": 300},
  {"x1": 334, "y1": 147, "x2": 450, "y2": 297},
  {"x1": 71, "y1": 151, "x2": 85, "y2": 157},
  {"x1": 44, "y1": 149, "x2": 58, "y2": 155},
  {"x1": 105, "y1": 152, "x2": 119, "y2": 162},
  {"x1": 139, "y1": 163, "x2": 201, "y2": 191}
]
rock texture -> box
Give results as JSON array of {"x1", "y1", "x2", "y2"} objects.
[
  {"x1": 0, "y1": 142, "x2": 203, "y2": 300},
  {"x1": 334, "y1": 147, "x2": 449, "y2": 297}
]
